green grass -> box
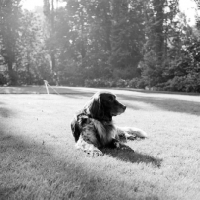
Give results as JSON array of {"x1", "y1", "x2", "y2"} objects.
[{"x1": 0, "y1": 87, "x2": 200, "y2": 200}]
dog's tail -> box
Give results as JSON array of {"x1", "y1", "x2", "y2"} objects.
[{"x1": 116, "y1": 126, "x2": 148, "y2": 139}]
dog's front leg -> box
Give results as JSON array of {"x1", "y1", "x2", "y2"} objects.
[
  {"x1": 75, "y1": 135, "x2": 103, "y2": 156},
  {"x1": 109, "y1": 138, "x2": 131, "y2": 151},
  {"x1": 117, "y1": 126, "x2": 148, "y2": 140},
  {"x1": 109, "y1": 138, "x2": 121, "y2": 148}
]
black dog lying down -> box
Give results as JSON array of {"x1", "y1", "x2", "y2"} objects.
[{"x1": 70, "y1": 91, "x2": 147, "y2": 156}]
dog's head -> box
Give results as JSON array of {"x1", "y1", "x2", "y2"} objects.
[{"x1": 84, "y1": 91, "x2": 126, "y2": 121}]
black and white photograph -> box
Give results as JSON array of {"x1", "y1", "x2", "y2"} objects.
[{"x1": 0, "y1": 0, "x2": 200, "y2": 199}]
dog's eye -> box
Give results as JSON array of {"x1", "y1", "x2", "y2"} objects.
[{"x1": 108, "y1": 97, "x2": 114, "y2": 102}]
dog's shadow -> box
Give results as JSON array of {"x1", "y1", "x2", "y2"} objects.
[{"x1": 101, "y1": 146, "x2": 162, "y2": 167}]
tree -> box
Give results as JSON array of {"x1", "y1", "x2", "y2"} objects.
[
  {"x1": 0, "y1": 0, "x2": 22, "y2": 85},
  {"x1": 43, "y1": 0, "x2": 57, "y2": 83},
  {"x1": 141, "y1": 0, "x2": 181, "y2": 87},
  {"x1": 110, "y1": 0, "x2": 145, "y2": 79},
  {"x1": 16, "y1": 10, "x2": 50, "y2": 85},
  {"x1": 58, "y1": 0, "x2": 113, "y2": 82}
]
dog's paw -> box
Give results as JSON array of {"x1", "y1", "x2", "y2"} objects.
[
  {"x1": 113, "y1": 141, "x2": 132, "y2": 151},
  {"x1": 118, "y1": 143, "x2": 133, "y2": 151},
  {"x1": 126, "y1": 135, "x2": 137, "y2": 140},
  {"x1": 92, "y1": 149, "x2": 103, "y2": 157},
  {"x1": 122, "y1": 146, "x2": 133, "y2": 151},
  {"x1": 114, "y1": 142, "x2": 121, "y2": 149},
  {"x1": 85, "y1": 148, "x2": 103, "y2": 157}
]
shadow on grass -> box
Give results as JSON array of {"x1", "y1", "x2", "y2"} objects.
[
  {"x1": 0, "y1": 107, "x2": 15, "y2": 118},
  {"x1": 0, "y1": 125, "x2": 161, "y2": 200},
  {"x1": 62, "y1": 93, "x2": 92, "y2": 99},
  {"x1": 0, "y1": 86, "x2": 95, "y2": 95},
  {"x1": 60, "y1": 88, "x2": 200, "y2": 116},
  {"x1": 111, "y1": 87, "x2": 200, "y2": 96},
  {"x1": 102, "y1": 146, "x2": 162, "y2": 168},
  {"x1": 0, "y1": 104, "x2": 159, "y2": 200},
  {"x1": 3, "y1": 85, "x2": 200, "y2": 116},
  {"x1": 119, "y1": 94, "x2": 200, "y2": 116}
]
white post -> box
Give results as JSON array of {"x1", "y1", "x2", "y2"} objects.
[{"x1": 44, "y1": 80, "x2": 49, "y2": 95}]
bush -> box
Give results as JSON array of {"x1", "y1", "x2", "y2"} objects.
[
  {"x1": 0, "y1": 73, "x2": 7, "y2": 85},
  {"x1": 85, "y1": 79, "x2": 131, "y2": 88},
  {"x1": 156, "y1": 74, "x2": 200, "y2": 93},
  {"x1": 115, "y1": 79, "x2": 128, "y2": 88},
  {"x1": 158, "y1": 76, "x2": 185, "y2": 92},
  {"x1": 85, "y1": 79, "x2": 108, "y2": 87},
  {"x1": 136, "y1": 79, "x2": 147, "y2": 89},
  {"x1": 60, "y1": 76, "x2": 85, "y2": 86},
  {"x1": 84, "y1": 78, "x2": 148, "y2": 89},
  {"x1": 128, "y1": 78, "x2": 138, "y2": 88}
]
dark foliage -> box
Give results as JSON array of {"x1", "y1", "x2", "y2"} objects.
[{"x1": 0, "y1": 0, "x2": 200, "y2": 92}]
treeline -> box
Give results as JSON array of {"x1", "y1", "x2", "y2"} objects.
[{"x1": 0, "y1": 0, "x2": 200, "y2": 92}]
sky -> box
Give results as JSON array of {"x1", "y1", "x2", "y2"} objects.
[
  {"x1": 21, "y1": 0, "x2": 199, "y2": 26},
  {"x1": 179, "y1": 0, "x2": 198, "y2": 25},
  {"x1": 21, "y1": 0, "x2": 43, "y2": 10},
  {"x1": 21, "y1": 0, "x2": 66, "y2": 10}
]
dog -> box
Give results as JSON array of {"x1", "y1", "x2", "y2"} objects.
[{"x1": 70, "y1": 91, "x2": 147, "y2": 156}]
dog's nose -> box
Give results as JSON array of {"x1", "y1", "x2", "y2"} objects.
[{"x1": 123, "y1": 105, "x2": 126, "y2": 111}]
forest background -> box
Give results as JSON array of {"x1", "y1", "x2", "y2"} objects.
[{"x1": 0, "y1": 0, "x2": 200, "y2": 92}]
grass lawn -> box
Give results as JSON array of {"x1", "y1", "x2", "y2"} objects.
[{"x1": 0, "y1": 86, "x2": 200, "y2": 200}]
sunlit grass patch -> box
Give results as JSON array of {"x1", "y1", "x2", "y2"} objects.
[{"x1": 0, "y1": 88, "x2": 200, "y2": 199}]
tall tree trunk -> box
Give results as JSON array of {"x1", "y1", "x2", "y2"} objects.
[
  {"x1": 7, "y1": 58, "x2": 15, "y2": 85},
  {"x1": 194, "y1": 0, "x2": 200, "y2": 30},
  {"x1": 0, "y1": 0, "x2": 20, "y2": 85},
  {"x1": 50, "y1": 0, "x2": 55, "y2": 72},
  {"x1": 79, "y1": 6, "x2": 86, "y2": 66},
  {"x1": 43, "y1": 0, "x2": 56, "y2": 82},
  {"x1": 26, "y1": 52, "x2": 32, "y2": 85},
  {"x1": 102, "y1": 0, "x2": 111, "y2": 51},
  {"x1": 153, "y1": 0, "x2": 164, "y2": 67}
]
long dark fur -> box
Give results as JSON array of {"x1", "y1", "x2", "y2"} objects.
[{"x1": 70, "y1": 91, "x2": 147, "y2": 156}]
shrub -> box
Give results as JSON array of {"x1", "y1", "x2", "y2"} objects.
[
  {"x1": 85, "y1": 79, "x2": 107, "y2": 87},
  {"x1": 60, "y1": 76, "x2": 85, "y2": 86},
  {"x1": 128, "y1": 78, "x2": 138, "y2": 88},
  {"x1": 136, "y1": 79, "x2": 147, "y2": 89},
  {"x1": 156, "y1": 74, "x2": 200, "y2": 93},
  {"x1": 0, "y1": 73, "x2": 7, "y2": 85},
  {"x1": 115, "y1": 79, "x2": 128, "y2": 88}
]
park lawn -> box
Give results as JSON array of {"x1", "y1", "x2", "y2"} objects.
[{"x1": 0, "y1": 87, "x2": 200, "y2": 200}]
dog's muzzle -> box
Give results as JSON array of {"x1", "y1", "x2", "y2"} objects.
[{"x1": 112, "y1": 103, "x2": 126, "y2": 116}]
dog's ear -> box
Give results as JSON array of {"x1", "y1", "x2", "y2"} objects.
[
  {"x1": 86, "y1": 93, "x2": 102, "y2": 119},
  {"x1": 70, "y1": 117, "x2": 81, "y2": 142}
]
